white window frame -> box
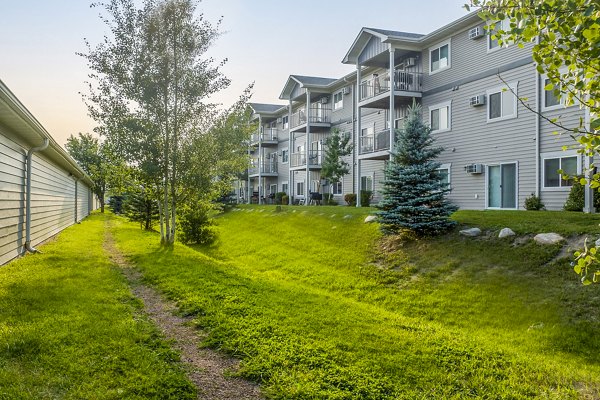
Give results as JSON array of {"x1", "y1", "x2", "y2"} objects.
[
  {"x1": 429, "y1": 39, "x2": 451, "y2": 75},
  {"x1": 282, "y1": 115, "x2": 289, "y2": 130},
  {"x1": 333, "y1": 91, "x2": 343, "y2": 111},
  {"x1": 428, "y1": 100, "x2": 452, "y2": 133},
  {"x1": 487, "y1": 18, "x2": 511, "y2": 53},
  {"x1": 541, "y1": 70, "x2": 577, "y2": 112},
  {"x1": 282, "y1": 181, "x2": 289, "y2": 195},
  {"x1": 270, "y1": 184, "x2": 277, "y2": 195},
  {"x1": 281, "y1": 148, "x2": 289, "y2": 164},
  {"x1": 296, "y1": 181, "x2": 305, "y2": 197},
  {"x1": 437, "y1": 163, "x2": 452, "y2": 188},
  {"x1": 541, "y1": 150, "x2": 581, "y2": 191},
  {"x1": 361, "y1": 175, "x2": 374, "y2": 192},
  {"x1": 332, "y1": 181, "x2": 343, "y2": 195},
  {"x1": 485, "y1": 161, "x2": 519, "y2": 210},
  {"x1": 486, "y1": 81, "x2": 518, "y2": 123}
]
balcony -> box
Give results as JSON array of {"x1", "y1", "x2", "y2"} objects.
[
  {"x1": 250, "y1": 128, "x2": 279, "y2": 146},
  {"x1": 290, "y1": 105, "x2": 332, "y2": 132},
  {"x1": 359, "y1": 129, "x2": 398, "y2": 160},
  {"x1": 359, "y1": 70, "x2": 423, "y2": 108},
  {"x1": 290, "y1": 149, "x2": 324, "y2": 169},
  {"x1": 249, "y1": 160, "x2": 278, "y2": 177}
]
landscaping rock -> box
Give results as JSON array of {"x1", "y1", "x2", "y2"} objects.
[
  {"x1": 534, "y1": 233, "x2": 565, "y2": 245},
  {"x1": 343, "y1": 215, "x2": 352, "y2": 220},
  {"x1": 499, "y1": 228, "x2": 515, "y2": 238},
  {"x1": 459, "y1": 228, "x2": 481, "y2": 237},
  {"x1": 364, "y1": 215, "x2": 377, "y2": 224},
  {"x1": 595, "y1": 238, "x2": 600, "y2": 248}
]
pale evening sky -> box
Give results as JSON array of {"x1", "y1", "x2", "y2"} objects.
[{"x1": 0, "y1": 0, "x2": 468, "y2": 147}]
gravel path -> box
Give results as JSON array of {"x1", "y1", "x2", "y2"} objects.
[{"x1": 104, "y1": 222, "x2": 263, "y2": 400}]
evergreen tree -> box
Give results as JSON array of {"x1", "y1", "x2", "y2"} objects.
[{"x1": 377, "y1": 103, "x2": 457, "y2": 236}]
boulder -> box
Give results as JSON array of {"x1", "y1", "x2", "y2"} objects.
[
  {"x1": 460, "y1": 228, "x2": 482, "y2": 237},
  {"x1": 534, "y1": 233, "x2": 565, "y2": 245},
  {"x1": 595, "y1": 238, "x2": 600, "y2": 248},
  {"x1": 343, "y1": 215, "x2": 353, "y2": 220},
  {"x1": 364, "y1": 215, "x2": 377, "y2": 224},
  {"x1": 499, "y1": 228, "x2": 516, "y2": 238}
]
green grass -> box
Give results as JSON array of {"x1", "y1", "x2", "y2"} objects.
[
  {"x1": 110, "y1": 205, "x2": 600, "y2": 399},
  {"x1": 0, "y1": 213, "x2": 195, "y2": 399}
]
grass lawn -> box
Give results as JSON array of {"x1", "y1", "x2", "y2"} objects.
[
  {"x1": 0, "y1": 213, "x2": 195, "y2": 399},
  {"x1": 110, "y1": 205, "x2": 600, "y2": 399}
]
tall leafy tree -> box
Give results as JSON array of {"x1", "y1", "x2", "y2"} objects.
[
  {"x1": 321, "y1": 128, "x2": 352, "y2": 195},
  {"x1": 377, "y1": 104, "x2": 457, "y2": 236},
  {"x1": 82, "y1": 0, "x2": 231, "y2": 244},
  {"x1": 465, "y1": 1, "x2": 599, "y2": 282},
  {"x1": 65, "y1": 132, "x2": 116, "y2": 213}
]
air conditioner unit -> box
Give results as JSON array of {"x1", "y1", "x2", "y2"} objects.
[
  {"x1": 465, "y1": 164, "x2": 484, "y2": 174},
  {"x1": 320, "y1": 97, "x2": 329, "y2": 104},
  {"x1": 342, "y1": 86, "x2": 351, "y2": 95},
  {"x1": 469, "y1": 26, "x2": 484, "y2": 40},
  {"x1": 470, "y1": 94, "x2": 486, "y2": 107},
  {"x1": 404, "y1": 57, "x2": 416, "y2": 67},
  {"x1": 277, "y1": 117, "x2": 282, "y2": 123}
]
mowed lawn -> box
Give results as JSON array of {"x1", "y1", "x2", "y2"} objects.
[
  {"x1": 111, "y1": 206, "x2": 600, "y2": 399},
  {"x1": 0, "y1": 214, "x2": 195, "y2": 399}
]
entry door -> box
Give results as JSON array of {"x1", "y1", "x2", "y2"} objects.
[
  {"x1": 488, "y1": 163, "x2": 517, "y2": 209},
  {"x1": 310, "y1": 141, "x2": 322, "y2": 164}
]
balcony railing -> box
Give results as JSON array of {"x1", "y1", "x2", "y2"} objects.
[
  {"x1": 249, "y1": 160, "x2": 278, "y2": 175},
  {"x1": 290, "y1": 150, "x2": 324, "y2": 168},
  {"x1": 251, "y1": 128, "x2": 279, "y2": 144},
  {"x1": 360, "y1": 129, "x2": 394, "y2": 154},
  {"x1": 290, "y1": 106, "x2": 332, "y2": 129},
  {"x1": 359, "y1": 71, "x2": 423, "y2": 102}
]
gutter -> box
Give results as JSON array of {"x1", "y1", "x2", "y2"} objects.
[
  {"x1": 24, "y1": 138, "x2": 49, "y2": 254},
  {"x1": 535, "y1": 65, "x2": 540, "y2": 197}
]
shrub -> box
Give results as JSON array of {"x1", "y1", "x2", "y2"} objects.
[
  {"x1": 323, "y1": 193, "x2": 337, "y2": 206},
  {"x1": 361, "y1": 190, "x2": 373, "y2": 207},
  {"x1": 344, "y1": 193, "x2": 357, "y2": 206},
  {"x1": 274, "y1": 192, "x2": 286, "y2": 205},
  {"x1": 179, "y1": 203, "x2": 216, "y2": 245},
  {"x1": 524, "y1": 194, "x2": 545, "y2": 211},
  {"x1": 563, "y1": 177, "x2": 600, "y2": 211},
  {"x1": 282, "y1": 194, "x2": 289, "y2": 205}
]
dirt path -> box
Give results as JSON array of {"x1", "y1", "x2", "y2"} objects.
[{"x1": 103, "y1": 221, "x2": 263, "y2": 400}]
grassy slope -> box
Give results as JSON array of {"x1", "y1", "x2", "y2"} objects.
[
  {"x1": 0, "y1": 213, "x2": 195, "y2": 399},
  {"x1": 112, "y1": 206, "x2": 600, "y2": 399}
]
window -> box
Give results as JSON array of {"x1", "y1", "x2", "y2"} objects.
[
  {"x1": 282, "y1": 182, "x2": 288, "y2": 194},
  {"x1": 436, "y1": 164, "x2": 451, "y2": 187},
  {"x1": 333, "y1": 91, "x2": 343, "y2": 110},
  {"x1": 429, "y1": 40, "x2": 450, "y2": 74},
  {"x1": 542, "y1": 153, "x2": 580, "y2": 189},
  {"x1": 296, "y1": 181, "x2": 305, "y2": 196},
  {"x1": 543, "y1": 78, "x2": 561, "y2": 109},
  {"x1": 487, "y1": 82, "x2": 518, "y2": 122},
  {"x1": 361, "y1": 175, "x2": 373, "y2": 192},
  {"x1": 282, "y1": 116, "x2": 289, "y2": 129},
  {"x1": 332, "y1": 181, "x2": 343, "y2": 195},
  {"x1": 281, "y1": 148, "x2": 289, "y2": 164},
  {"x1": 488, "y1": 19, "x2": 510, "y2": 51},
  {"x1": 429, "y1": 101, "x2": 451, "y2": 133},
  {"x1": 270, "y1": 184, "x2": 277, "y2": 194}
]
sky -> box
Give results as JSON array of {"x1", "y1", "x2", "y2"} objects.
[{"x1": 0, "y1": 0, "x2": 469, "y2": 147}]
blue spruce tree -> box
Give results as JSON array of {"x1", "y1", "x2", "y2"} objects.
[{"x1": 377, "y1": 103, "x2": 457, "y2": 236}]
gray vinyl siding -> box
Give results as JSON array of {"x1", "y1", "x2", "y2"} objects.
[
  {"x1": 423, "y1": 63, "x2": 538, "y2": 210},
  {"x1": 422, "y1": 25, "x2": 535, "y2": 93},
  {"x1": 0, "y1": 129, "x2": 95, "y2": 265},
  {"x1": 290, "y1": 83, "x2": 306, "y2": 100},
  {"x1": 359, "y1": 36, "x2": 387, "y2": 64}
]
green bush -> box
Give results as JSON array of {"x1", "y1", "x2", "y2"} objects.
[
  {"x1": 361, "y1": 190, "x2": 373, "y2": 207},
  {"x1": 282, "y1": 194, "x2": 289, "y2": 205},
  {"x1": 274, "y1": 192, "x2": 286, "y2": 205},
  {"x1": 179, "y1": 203, "x2": 216, "y2": 245},
  {"x1": 563, "y1": 177, "x2": 600, "y2": 211},
  {"x1": 344, "y1": 193, "x2": 356, "y2": 206},
  {"x1": 323, "y1": 193, "x2": 337, "y2": 205},
  {"x1": 524, "y1": 193, "x2": 545, "y2": 211}
]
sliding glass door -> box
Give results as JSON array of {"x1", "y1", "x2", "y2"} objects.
[{"x1": 487, "y1": 163, "x2": 517, "y2": 209}]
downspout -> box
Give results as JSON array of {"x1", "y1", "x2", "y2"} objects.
[
  {"x1": 24, "y1": 138, "x2": 49, "y2": 254},
  {"x1": 288, "y1": 100, "x2": 293, "y2": 205},
  {"x1": 535, "y1": 65, "x2": 540, "y2": 197},
  {"x1": 356, "y1": 64, "x2": 362, "y2": 207},
  {"x1": 344, "y1": 76, "x2": 356, "y2": 196},
  {"x1": 305, "y1": 89, "x2": 311, "y2": 206},
  {"x1": 258, "y1": 115, "x2": 263, "y2": 205},
  {"x1": 74, "y1": 177, "x2": 79, "y2": 223}
]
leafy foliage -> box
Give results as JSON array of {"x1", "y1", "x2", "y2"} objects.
[
  {"x1": 178, "y1": 201, "x2": 216, "y2": 245},
  {"x1": 344, "y1": 193, "x2": 357, "y2": 206},
  {"x1": 124, "y1": 187, "x2": 160, "y2": 230},
  {"x1": 524, "y1": 193, "x2": 545, "y2": 211},
  {"x1": 377, "y1": 104, "x2": 457, "y2": 236},
  {"x1": 321, "y1": 129, "x2": 352, "y2": 194},
  {"x1": 360, "y1": 190, "x2": 373, "y2": 207}
]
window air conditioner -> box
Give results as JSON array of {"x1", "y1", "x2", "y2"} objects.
[
  {"x1": 404, "y1": 57, "x2": 416, "y2": 67},
  {"x1": 465, "y1": 164, "x2": 484, "y2": 174},
  {"x1": 277, "y1": 117, "x2": 282, "y2": 123},
  {"x1": 469, "y1": 26, "x2": 484, "y2": 40},
  {"x1": 321, "y1": 96, "x2": 329, "y2": 104},
  {"x1": 469, "y1": 95, "x2": 486, "y2": 107},
  {"x1": 342, "y1": 86, "x2": 351, "y2": 95}
]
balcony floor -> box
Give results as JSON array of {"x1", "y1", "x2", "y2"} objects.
[{"x1": 358, "y1": 90, "x2": 422, "y2": 109}]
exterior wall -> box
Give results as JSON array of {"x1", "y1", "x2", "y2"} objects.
[{"x1": 0, "y1": 128, "x2": 94, "y2": 266}]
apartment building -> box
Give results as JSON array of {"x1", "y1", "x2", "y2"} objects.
[{"x1": 243, "y1": 11, "x2": 588, "y2": 211}]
